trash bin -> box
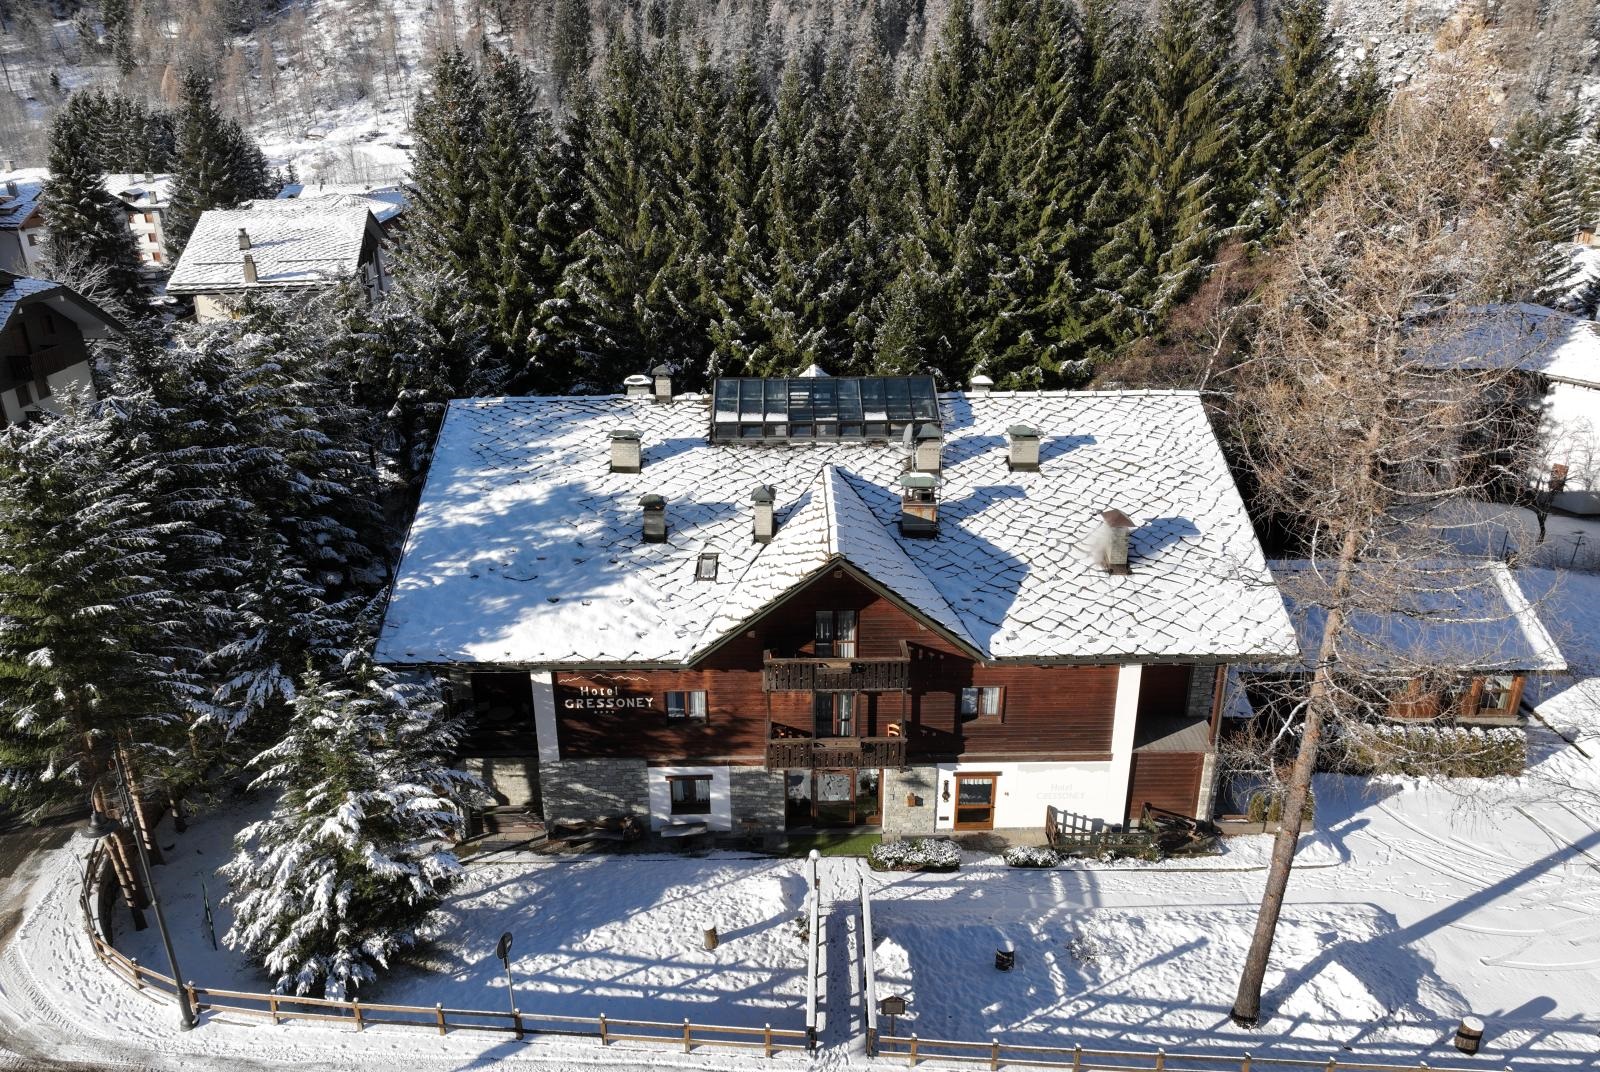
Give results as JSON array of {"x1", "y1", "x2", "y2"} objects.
[
  {"x1": 995, "y1": 944, "x2": 1015, "y2": 972},
  {"x1": 1455, "y1": 1016, "x2": 1484, "y2": 1054}
]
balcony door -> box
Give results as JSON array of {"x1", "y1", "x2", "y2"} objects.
[
  {"x1": 813, "y1": 692, "x2": 858, "y2": 737},
  {"x1": 953, "y1": 773, "x2": 998, "y2": 830},
  {"x1": 810, "y1": 768, "x2": 882, "y2": 828}
]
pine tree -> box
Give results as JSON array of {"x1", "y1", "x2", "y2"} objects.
[
  {"x1": 42, "y1": 93, "x2": 146, "y2": 302},
  {"x1": 165, "y1": 69, "x2": 270, "y2": 258},
  {"x1": 550, "y1": 0, "x2": 591, "y2": 104},
  {"x1": 223, "y1": 658, "x2": 487, "y2": 999},
  {"x1": 101, "y1": 0, "x2": 136, "y2": 75},
  {"x1": 1499, "y1": 112, "x2": 1585, "y2": 306}
]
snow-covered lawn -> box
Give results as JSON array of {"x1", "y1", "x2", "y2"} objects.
[{"x1": 116, "y1": 800, "x2": 811, "y2": 1029}]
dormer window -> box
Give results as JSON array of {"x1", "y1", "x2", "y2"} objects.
[
  {"x1": 695, "y1": 553, "x2": 718, "y2": 581},
  {"x1": 815, "y1": 610, "x2": 857, "y2": 657}
]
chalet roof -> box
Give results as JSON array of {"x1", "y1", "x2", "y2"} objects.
[
  {"x1": 0, "y1": 271, "x2": 124, "y2": 337},
  {"x1": 375, "y1": 388, "x2": 1300, "y2": 668},
  {"x1": 103, "y1": 172, "x2": 175, "y2": 209},
  {"x1": 1413, "y1": 304, "x2": 1600, "y2": 389},
  {"x1": 166, "y1": 201, "x2": 378, "y2": 295},
  {"x1": 1269, "y1": 558, "x2": 1565, "y2": 676},
  {"x1": 275, "y1": 181, "x2": 408, "y2": 224},
  {"x1": 0, "y1": 168, "x2": 46, "y2": 230}
]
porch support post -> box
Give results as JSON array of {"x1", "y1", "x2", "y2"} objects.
[
  {"x1": 1107, "y1": 664, "x2": 1142, "y2": 826},
  {"x1": 531, "y1": 671, "x2": 561, "y2": 764}
]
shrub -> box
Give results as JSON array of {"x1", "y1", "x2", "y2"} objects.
[
  {"x1": 1245, "y1": 787, "x2": 1316, "y2": 825},
  {"x1": 1003, "y1": 845, "x2": 1062, "y2": 868},
  {"x1": 868, "y1": 837, "x2": 961, "y2": 872},
  {"x1": 1335, "y1": 723, "x2": 1526, "y2": 778}
]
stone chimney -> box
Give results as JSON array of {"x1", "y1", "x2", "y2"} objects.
[
  {"x1": 1088, "y1": 509, "x2": 1135, "y2": 574},
  {"x1": 609, "y1": 428, "x2": 642, "y2": 473},
  {"x1": 640, "y1": 494, "x2": 668, "y2": 543},
  {"x1": 898, "y1": 473, "x2": 939, "y2": 538},
  {"x1": 652, "y1": 364, "x2": 672, "y2": 404},
  {"x1": 242, "y1": 253, "x2": 258, "y2": 284},
  {"x1": 912, "y1": 424, "x2": 943, "y2": 473},
  {"x1": 751, "y1": 484, "x2": 776, "y2": 544},
  {"x1": 1007, "y1": 424, "x2": 1041, "y2": 472},
  {"x1": 969, "y1": 374, "x2": 993, "y2": 395},
  {"x1": 623, "y1": 374, "x2": 652, "y2": 397},
  {"x1": 238, "y1": 227, "x2": 251, "y2": 250}
]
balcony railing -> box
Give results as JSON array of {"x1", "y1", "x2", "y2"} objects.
[
  {"x1": 762, "y1": 646, "x2": 911, "y2": 693},
  {"x1": 765, "y1": 735, "x2": 907, "y2": 771}
]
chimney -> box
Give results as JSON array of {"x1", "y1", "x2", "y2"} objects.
[
  {"x1": 898, "y1": 473, "x2": 939, "y2": 538},
  {"x1": 912, "y1": 424, "x2": 943, "y2": 473},
  {"x1": 3, "y1": 181, "x2": 16, "y2": 198},
  {"x1": 1007, "y1": 423, "x2": 1041, "y2": 472},
  {"x1": 242, "y1": 253, "x2": 258, "y2": 284},
  {"x1": 238, "y1": 227, "x2": 251, "y2": 250},
  {"x1": 609, "y1": 428, "x2": 642, "y2": 473},
  {"x1": 651, "y1": 364, "x2": 672, "y2": 404},
  {"x1": 623, "y1": 374, "x2": 652, "y2": 397},
  {"x1": 751, "y1": 484, "x2": 776, "y2": 544},
  {"x1": 1089, "y1": 509, "x2": 1136, "y2": 575},
  {"x1": 640, "y1": 493, "x2": 668, "y2": 543},
  {"x1": 969, "y1": 374, "x2": 993, "y2": 395}
]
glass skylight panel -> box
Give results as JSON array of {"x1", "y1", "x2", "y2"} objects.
[{"x1": 708, "y1": 376, "x2": 940, "y2": 444}]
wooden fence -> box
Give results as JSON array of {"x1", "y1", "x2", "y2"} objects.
[
  {"x1": 875, "y1": 1037, "x2": 1504, "y2": 1072},
  {"x1": 77, "y1": 840, "x2": 809, "y2": 1056}
]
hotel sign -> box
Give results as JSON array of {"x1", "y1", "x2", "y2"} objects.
[{"x1": 560, "y1": 677, "x2": 654, "y2": 712}]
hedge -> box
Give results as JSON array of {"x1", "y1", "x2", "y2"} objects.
[
  {"x1": 1332, "y1": 723, "x2": 1526, "y2": 778},
  {"x1": 868, "y1": 837, "x2": 962, "y2": 872}
]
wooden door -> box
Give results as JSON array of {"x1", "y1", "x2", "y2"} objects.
[{"x1": 954, "y1": 773, "x2": 998, "y2": 830}]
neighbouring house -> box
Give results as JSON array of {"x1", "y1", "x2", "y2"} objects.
[
  {"x1": 375, "y1": 371, "x2": 1299, "y2": 839},
  {"x1": 0, "y1": 271, "x2": 124, "y2": 426},
  {"x1": 165, "y1": 200, "x2": 388, "y2": 322},
  {"x1": 1416, "y1": 303, "x2": 1600, "y2": 515},
  {"x1": 0, "y1": 168, "x2": 48, "y2": 276},
  {"x1": 104, "y1": 172, "x2": 176, "y2": 269},
  {"x1": 1257, "y1": 558, "x2": 1565, "y2": 727},
  {"x1": 274, "y1": 180, "x2": 409, "y2": 235}
]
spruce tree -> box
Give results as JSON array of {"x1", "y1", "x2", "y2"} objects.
[
  {"x1": 165, "y1": 69, "x2": 269, "y2": 258},
  {"x1": 1499, "y1": 112, "x2": 1585, "y2": 306},
  {"x1": 223, "y1": 658, "x2": 487, "y2": 999},
  {"x1": 41, "y1": 93, "x2": 147, "y2": 302}
]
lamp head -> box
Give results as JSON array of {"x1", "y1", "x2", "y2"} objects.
[{"x1": 86, "y1": 808, "x2": 120, "y2": 838}]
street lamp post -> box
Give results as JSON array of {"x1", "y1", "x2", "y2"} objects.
[{"x1": 88, "y1": 759, "x2": 197, "y2": 1031}]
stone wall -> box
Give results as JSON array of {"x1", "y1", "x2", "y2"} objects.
[
  {"x1": 460, "y1": 755, "x2": 540, "y2": 809},
  {"x1": 881, "y1": 766, "x2": 939, "y2": 837},
  {"x1": 729, "y1": 767, "x2": 787, "y2": 831},
  {"x1": 1186, "y1": 664, "x2": 1221, "y2": 721},
  {"x1": 538, "y1": 758, "x2": 648, "y2": 823}
]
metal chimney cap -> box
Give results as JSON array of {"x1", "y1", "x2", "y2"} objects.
[
  {"x1": 1007, "y1": 423, "x2": 1039, "y2": 439},
  {"x1": 651, "y1": 364, "x2": 671, "y2": 376},
  {"x1": 750, "y1": 484, "x2": 776, "y2": 503},
  {"x1": 623, "y1": 374, "x2": 651, "y2": 386},
  {"x1": 639, "y1": 493, "x2": 667, "y2": 509},
  {"x1": 969, "y1": 374, "x2": 994, "y2": 388},
  {"x1": 609, "y1": 428, "x2": 641, "y2": 440},
  {"x1": 1101, "y1": 508, "x2": 1136, "y2": 529},
  {"x1": 899, "y1": 472, "x2": 937, "y2": 490},
  {"x1": 914, "y1": 424, "x2": 942, "y2": 441}
]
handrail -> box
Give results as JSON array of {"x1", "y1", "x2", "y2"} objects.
[
  {"x1": 804, "y1": 850, "x2": 821, "y2": 1049},
  {"x1": 875, "y1": 1036, "x2": 1498, "y2": 1072},
  {"x1": 860, "y1": 877, "x2": 880, "y2": 1055}
]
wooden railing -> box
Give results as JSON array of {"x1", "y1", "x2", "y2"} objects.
[
  {"x1": 762, "y1": 647, "x2": 912, "y2": 692},
  {"x1": 859, "y1": 877, "x2": 881, "y2": 1056},
  {"x1": 766, "y1": 735, "x2": 907, "y2": 771},
  {"x1": 803, "y1": 850, "x2": 822, "y2": 1047},
  {"x1": 76, "y1": 840, "x2": 809, "y2": 1055},
  {"x1": 874, "y1": 1038, "x2": 1498, "y2": 1072}
]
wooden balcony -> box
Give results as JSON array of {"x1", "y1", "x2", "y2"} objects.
[
  {"x1": 765, "y1": 735, "x2": 907, "y2": 771},
  {"x1": 762, "y1": 645, "x2": 911, "y2": 693}
]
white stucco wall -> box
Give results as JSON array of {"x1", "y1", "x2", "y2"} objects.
[
  {"x1": 647, "y1": 765, "x2": 732, "y2": 832},
  {"x1": 930, "y1": 759, "x2": 1128, "y2": 830}
]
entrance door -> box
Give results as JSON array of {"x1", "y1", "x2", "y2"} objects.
[
  {"x1": 813, "y1": 769, "x2": 856, "y2": 827},
  {"x1": 954, "y1": 773, "x2": 998, "y2": 830}
]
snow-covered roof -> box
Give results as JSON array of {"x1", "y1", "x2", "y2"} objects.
[
  {"x1": 166, "y1": 202, "x2": 379, "y2": 295},
  {"x1": 0, "y1": 167, "x2": 46, "y2": 230},
  {"x1": 275, "y1": 181, "x2": 408, "y2": 224},
  {"x1": 376, "y1": 389, "x2": 1300, "y2": 668},
  {"x1": 1270, "y1": 559, "x2": 1565, "y2": 675},
  {"x1": 0, "y1": 271, "x2": 123, "y2": 336},
  {"x1": 103, "y1": 172, "x2": 175, "y2": 209},
  {"x1": 1413, "y1": 304, "x2": 1600, "y2": 389}
]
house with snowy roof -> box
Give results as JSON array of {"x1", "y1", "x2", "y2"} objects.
[
  {"x1": 274, "y1": 180, "x2": 410, "y2": 233},
  {"x1": 166, "y1": 200, "x2": 388, "y2": 322},
  {"x1": 0, "y1": 271, "x2": 124, "y2": 426},
  {"x1": 376, "y1": 369, "x2": 1300, "y2": 839},
  {"x1": 0, "y1": 169, "x2": 48, "y2": 276},
  {"x1": 1415, "y1": 303, "x2": 1600, "y2": 515},
  {"x1": 103, "y1": 172, "x2": 175, "y2": 269},
  {"x1": 1251, "y1": 558, "x2": 1564, "y2": 726}
]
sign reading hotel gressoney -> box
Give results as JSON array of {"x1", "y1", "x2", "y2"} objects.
[{"x1": 562, "y1": 682, "x2": 654, "y2": 711}]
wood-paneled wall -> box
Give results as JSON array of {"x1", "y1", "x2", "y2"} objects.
[{"x1": 1125, "y1": 752, "x2": 1205, "y2": 822}]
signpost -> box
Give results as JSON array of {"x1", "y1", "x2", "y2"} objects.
[{"x1": 879, "y1": 994, "x2": 906, "y2": 1038}]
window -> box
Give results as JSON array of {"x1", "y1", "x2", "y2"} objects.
[
  {"x1": 812, "y1": 692, "x2": 856, "y2": 736},
  {"x1": 151, "y1": 250, "x2": 162, "y2": 263},
  {"x1": 668, "y1": 775, "x2": 712, "y2": 815},
  {"x1": 814, "y1": 610, "x2": 857, "y2": 657},
  {"x1": 26, "y1": 233, "x2": 37, "y2": 246},
  {"x1": 1477, "y1": 675, "x2": 1517, "y2": 716},
  {"x1": 695, "y1": 553, "x2": 718, "y2": 581},
  {"x1": 960, "y1": 686, "x2": 1004, "y2": 723},
  {"x1": 665, "y1": 690, "x2": 707, "y2": 721}
]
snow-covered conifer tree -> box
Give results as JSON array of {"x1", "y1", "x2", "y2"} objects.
[
  {"x1": 223, "y1": 658, "x2": 487, "y2": 998},
  {"x1": 42, "y1": 93, "x2": 146, "y2": 302}
]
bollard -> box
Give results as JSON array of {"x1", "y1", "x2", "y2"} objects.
[
  {"x1": 1455, "y1": 1016, "x2": 1485, "y2": 1055},
  {"x1": 995, "y1": 944, "x2": 1015, "y2": 972},
  {"x1": 704, "y1": 924, "x2": 719, "y2": 951}
]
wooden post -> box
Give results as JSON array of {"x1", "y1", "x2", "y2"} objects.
[
  {"x1": 991, "y1": 1038, "x2": 1001, "y2": 1070},
  {"x1": 1157, "y1": 1049, "x2": 1167, "y2": 1072},
  {"x1": 352, "y1": 999, "x2": 364, "y2": 1032},
  {"x1": 512, "y1": 1008, "x2": 524, "y2": 1040},
  {"x1": 599, "y1": 1012, "x2": 609, "y2": 1046},
  {"x1": 683, "y1": 1017, "x2": 692, "y2": 1053},
  {"x1": 269, "y1": 995, "x2": 279, "y2": 1025},
  {"x1": 764, "y1": 1023, "x2": 774, "y2": 1058},
  {"x1": 1326, "y1": 1059, "x2": 1337, "y2": 1072},
  {"x1": 1073, "y1": 1044, "x2": 1083, "y2": 1072},
  {"x1": 1242, "y1": 1053, "x2": 1252, "y2": 1072},
  {"x1": 435, "y1": 1002, "x2": 446, "y2": 1035},
  {"x1": 909, "y1": 1034, "x2": 919, "y2": 1067},
  {"x1": 703, "y1": 925, "x2": 718, "y2": 951},
  {"x1": 130, "y1": 958, "x2": 142, "y2": 990},
  {"x1": 185, "y1": 981, "x2": 198, "y2": 1017}
]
